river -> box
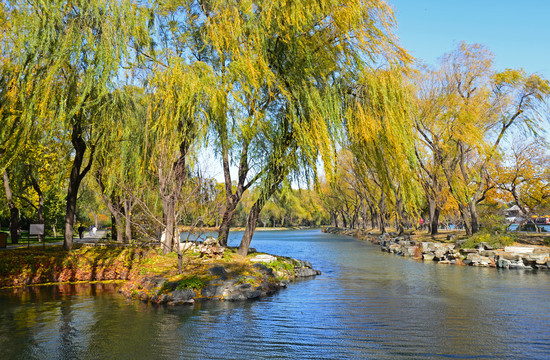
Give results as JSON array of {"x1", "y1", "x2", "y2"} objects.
[{"x1": 1, "y1": 229, "x2": 549, "y2": 359}]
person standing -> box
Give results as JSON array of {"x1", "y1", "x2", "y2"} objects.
[{"x1": 78, "y1": 225, "x2": 85, "y2": 239}]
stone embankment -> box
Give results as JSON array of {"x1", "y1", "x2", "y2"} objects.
[{"x1": 323, "y1": 227, "x2": 550, "y2": 270}]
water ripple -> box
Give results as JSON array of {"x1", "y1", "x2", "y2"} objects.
[{"x1": 2, "y1": 230, "x2": 550, "y2": 359}]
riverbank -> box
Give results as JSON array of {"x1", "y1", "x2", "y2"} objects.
[
  {"x1": 0, "y1": 243, "x2": 320, "y2": 305},
  {"x1": 324, "y1": 227, "x2": 550, "y2": 270}
]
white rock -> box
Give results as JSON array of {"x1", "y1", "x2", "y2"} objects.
[
  {"x1": 179, "y1": 242, "x2": 196, "y2": 252},
  {"x1": 504, "y1": 246, "x2": 535, "y2": 255},
  {"x1": 250, "y1": 254, "x2": 277, "y2": 263}
]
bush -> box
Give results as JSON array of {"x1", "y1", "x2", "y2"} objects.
[
  {"x1": 176, "y1": 275, "x2": 206, "y2": 290},
  {"x1": 159, "y1": 275, "x2": 207, "y2": 294},
  {"x1": 266, "y1": 259, "x2": 294, "y2": 272},
  {"x1": 479, "y1": 214, "x2": 508, "y2": 233},
  {"x1": 460, "y1": 231, "x2": 515, "y2": 249}
]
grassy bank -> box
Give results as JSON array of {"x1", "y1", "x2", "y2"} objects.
[{"x1": 0, "y1": 245, "x2": 299, "y2": 302}]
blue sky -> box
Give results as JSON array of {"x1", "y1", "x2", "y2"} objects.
[{"x1": 389, "y1": 0, "x2": 550, "y2": 78}]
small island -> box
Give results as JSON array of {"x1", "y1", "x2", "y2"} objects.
[{"x1": 0, "y1": 238, "x2": 321, "y2": 304}]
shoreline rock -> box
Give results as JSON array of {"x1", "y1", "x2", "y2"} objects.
[{"x1": 324, "y1": 227, "x2": 550, "y2": 271}]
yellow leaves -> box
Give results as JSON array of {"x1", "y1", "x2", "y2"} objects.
[{"x1": 346, "y1": 67, "x2": 421, "y2": 211}]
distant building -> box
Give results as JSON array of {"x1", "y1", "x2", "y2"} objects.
[{"x1": 505, "y1": 205, "x2": 525, "y2": 222}]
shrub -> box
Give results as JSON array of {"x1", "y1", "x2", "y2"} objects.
[
  {"x1": 479, "y1": 214, "x2": 508, "y2": 233},
  {"x1": 460, "y1": 231, "x2": 515, "y2": 249},
  {"x1": 176, "y1": 275, "x2": 206, "y2": 290},
  {"x1": 266, "y1": 259, "x2": 294, "y2": 272}
]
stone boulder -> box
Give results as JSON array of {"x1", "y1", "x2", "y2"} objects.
[
  {"x1": 466, "y1": 253, "x2": 482, "y2": 265},
  {"x1": 509, "y1": 259, "x2": 525, "y2": 270},
  {"x1": 455, "y1": 239, "x2": 467, "y2": 247},
  {"x1": 179, "y1": 242, "x2": 196, "y2": 252},
  {"x1": 252, "y1": 263, "x2": 274, "y2": 276},
  {"x1": 222, "y1": 283, "x2": 262, "y2": 301},
  {"x1": 524, "y1": 253, "x2": 549, "y2": 266},
  {"x1": 475, "y1": 242, "x2": 494, "y2": 251},
  {"x1": 403, "y1": 246, "x2": 416, "y2": 257},
  {"x1": 170, "y1": 289, "x2": 195, "y2": 304},
  {"x1": 293, "y1": 258, "x2": 321, "y2": 278},
  {"x1": 204, "y1": 237, "x2": 219, "y2": 246},
  {"x1": 389, "y1": 243, "x2": 402, "y2": 254},
  {"x1": 293, "y1": 259, "x2": 313, "y2": 269},
  {"x1": 423, "y1": 253, "x2": 435, "y2": 261},
  {"x1": 421, "y1": 242, "x2": 434, "y2": 253},
  {"x1": 504, "y1": 246, "x2": 535, "y2": 255},
  {"x1": 295, "y1": 268, "x2": 322, "y2": 277},
  {"x1": 478, "y1": 256, "x2": 491, "y2": 267},
  {"x1": 209, "y1": 265, "x2": 229, "y2": 279},
  {"x1": 497, "y1": 258, "x2": 511, "y2": 269},
  {"x1": 434, "y1": 249, "x2": 447, "y2": 261},
  {"x1": 250, "y1": 254, "x2": 278, "y2": 263}
]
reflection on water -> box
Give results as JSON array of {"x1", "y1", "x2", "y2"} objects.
[{"x1": 2, "y1": 230, "x2": 550, "y2": 359}]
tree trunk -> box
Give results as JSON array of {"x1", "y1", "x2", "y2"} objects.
[
  {"x1": 341, "y1": 211, "x2": 347, "y2": 228},
  {"x1": 458, "y1": 203, "x2": 472, "y2": 236},
  {"x1": 99, "y1": 189, "x2": 123, "y2": 242},
  {"x1": 29, "y1": 173, "x2": 45, "y2": 242},
  {"x1": 162, "y1": 197, "x2": 176, "y2": 254},
  {"x1": 63, "y1": 121, "x2": 94, "y2": 251},
  {"x1": 378, "y1": 213, "x2": 386, "y2": 234},
  {"x1": 378, "y1": 193, "x2": 386, "y2": 234},
  {"x1": 123, "y1": 198, "x2": 133, "y2": 243},
  {"x1": 63, "y1": 176, "x2": 79, "y2": 250},
  {"x1": 428, "y1": 197, "x2": 440, "y2": 235},
  {"x1": 112, "y1": 213, "x2": 124, "y2": 242},
  {"x1": 430, "y1": 207, "x2": 440, "y2": 235},
  {"x1": 218, "y1": 199, "x2": 238, "y2": 246},
  {"x1": 369, "y1": 205, "x2": 377, "y2": 230},
  {"x1": 469, "y1": 201, "x2": 479, "y2": 234},
  {"x1": 329, "y1": 212, "x2": 336, "y2": 227},
  {"x1": 395, "y1": 195, "x2": 405, "y2": 235},
  {"x1": 3, "y1": 170, "x2": 20, "y2": 244},
  {"x1": 238, "y1": 201, "x2": 262, "y2": 256},
  {"x1": 218, "y1": 140, "x2": 254, "y2": 246},
  {"x1": 111, "y1": 215, "x2": 117, "y2": 240},
  {"x1": 237, "y1": 161, "x2": 286, "y2": 256}
]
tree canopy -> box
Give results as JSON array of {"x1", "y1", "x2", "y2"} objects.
[{"x1": 1, "y1": 1, "x2": 549, "y2": 254}]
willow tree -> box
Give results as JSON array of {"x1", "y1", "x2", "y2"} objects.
[
  {"x1": 6, "y1": 1, "x2": 149, "y2": 250},
  {"x1": 138, "y1": 60, "x2": 211, "y2": 253},
  {"x1": 93, "y1": 87, "x2": 146, "y2": 243},
  {"x1": 153, "y1": 0, "x2": 408, "y2": 253},
  {"x1": 0, "y1": 4, "x2": 32, "y2": 242},
  {"x1": 0, "y1": 3, "x2": 34, "y2": 169},
  {"x1": 346, "y1": 68, "x2": 420, "y2": 234},
  {"x1": 491, "y1": 138, "x2": 550, "y2": 217},
  {"x1": 415, "y1": 43, "x2": 550, "y2": 235}
]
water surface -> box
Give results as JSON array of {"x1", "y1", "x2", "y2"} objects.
[{"x1": 1, "y1": 230, "x2": 549, "y2": 359}]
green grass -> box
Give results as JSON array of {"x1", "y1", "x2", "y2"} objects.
[
  {"x1": 159, "y1": 275, "x2": 207, "y2": 294},
  {"x1": 6, "y1": 236, "x2": 65, "y2": 246},
  {"x1": 1, "y1": 228, "x2": 65, "y2": 245},
  {"x1": 266, "y1": 259, "x2": 295, "y2": 272},
  {"x1": 459, "y1": 231, "x2": 516, "y2": 249},
  {"x1": 176, "y1": 275, "x2": 207, "y2": 290}
]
